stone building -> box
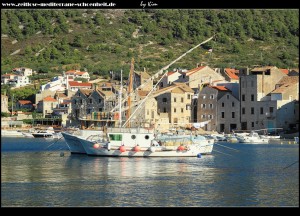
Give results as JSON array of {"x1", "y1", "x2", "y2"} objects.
[{"x1": 197, "y1": 85, "x2": 240, "y2": 133}]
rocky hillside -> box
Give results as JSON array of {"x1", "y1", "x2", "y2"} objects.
[{"x1": 1, "y1": 9, "x2": 299, "y2": 79}]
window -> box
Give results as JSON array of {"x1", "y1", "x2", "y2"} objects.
[
  {"x1": 163, "y1": 108, "x2": 167, "y2": 113},
  {"x1": 99, "y1": 108, "x2": 102, "y2": 112},
  {"x1": 74, "y1": 100, "x2": 77, "y2": 104},
  {"x1": 251, "y1": 122, "x2": 254, "y2": 127},
  {"x1": 222, "y1": 102, "x2": 224, "y2": 107},
  {"x1": 260, "y1": 107, "x2": 263, "y2": 115},
  {"x1": 181, "y1": 97, "x2": 184, "y2": 102},
  {"x1": 251, "y1": 107, "x2": 254, "y2": 114},
  {"x1": 209, "y1": 104, "x2": 213, "y2": 109},
  {"x1": 174, "y1": 108, "x2": 176, "y2": 113},
  {"x1": 227, "y1": 95, "x2": 229, "y2": 99},
  {"x1": 89, "y1": 99, "x2": 92, "y2": 104},
  {"x1": 163, "y1": 98, "x2": 167, "y2": 102},
  {"x1": 242, "y1": 94, "x2": 245, "y2": 101},
  {"x1": 151, "y1": 111, "x2": 154, "y2": 118},
  {"x1": 187, "y1": 94, "x2": 190, "y2": 99},
  {"x1": 181, "y1": 108, "x2": 184, "y2": 113},
  {"x1": 242, "y1": 107, "x2": 245, "y2": 114},
  {"x1": 221, "y1": 112, "x2": 225, "y2": 118},
  {"x1": 147, "y1": 110, "x2": 149, "y2": 115},
  {"x1": 232, "y1": 112, "x2": 235, "y2": 118},
  {"x1": 201, "y1": 114, "x2": 206, "y2": 119},
  {"x1": 232, "y1": 102, "x2": 235, "y2": 107},
  {"x1": 251, "y1": 94, "x2": 254, "y2": 101},
  {"x1": 270, "y1": 107, "x2": 274, "y2": 113},
  {"x1": 174, "y1": 98, "x2": 176, "y2": 102},
  {"x1": 109, "y1": 134, "x2": 122, "y2": 141},
  {"x1": 202, "y1": 104, "x2": 206, "y2": 109},
  {"x1": 99, "y1": 99, "x2": 102, "y2": 103},
  {"x1": 210, "y1": 94, "x2": 214, "y2": 99},
  {"x1": 80, "y1": 99, "x2": 82, "y2": 104}
]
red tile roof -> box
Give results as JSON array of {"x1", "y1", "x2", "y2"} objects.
[
  {"x1": 279, "y1": 69, "x2": 289, "y2": 75},
  {"x1": 43, "y1": 96, "x2": 57, "y2": 102},
  {"x1": 225, "y1": 68, "x2": 239, "y2": 80},
  {"x1": 186, "y1": 66, "x2": 206, "y2": 76},
  {"x1": 69, "y1": 81, "x2": 92, "y2": 87},
  {"x1": 75, "y1": 72, "x2": 86, "y2": 75},
  {"x1": 211, "y1": 86, "x2": 230, "y2": 91},
  {"x1": 167, "y1": 71, "x2": 175, "y2": 76},
  {"x1": 18, "y1": 100, "x2": 32, "y2": 105}
]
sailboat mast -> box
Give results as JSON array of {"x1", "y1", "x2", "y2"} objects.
[
  {"x1": 119, "y1": 70, "x2": 122, "y2": 127},
  {"x1": 126, "y1": 58, "x2": 134, "y2": 128}
]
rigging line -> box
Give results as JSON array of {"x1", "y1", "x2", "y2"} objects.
[
  {"x1": 111, "y1": 35, "x2": 214, "y2": 113},
  {"x1": 214, "y1": 143, "x2": 240, "y2": 152},
  {"x1": 283, "y1": 160, "x2": 299, "y2": 170},
  {"x1": 122, "y1": 36, "x2": 214, "y2": 127},
  {"x1": 212, "y1": 149, "x2": 233, "y2": 157},
  {"x1": 46, "y1": 136, "x2": 63, "y2": 149}
]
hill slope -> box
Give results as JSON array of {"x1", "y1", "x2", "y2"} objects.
[{"x1": 1, "y1": 9, "x2": 299, "y2": 78}]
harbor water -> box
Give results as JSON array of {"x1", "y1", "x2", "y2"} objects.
[{"x1": 1, "y1": 137, "x2": 299, "y2": 207}]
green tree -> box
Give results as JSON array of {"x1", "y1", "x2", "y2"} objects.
[{"x1": 73, "y1": 35, "x2": 83, "y2": 47}]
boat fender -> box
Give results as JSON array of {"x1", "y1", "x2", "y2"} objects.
[
  {"x1": 197, "y1": 153, "x2": 202, "y2": 158},
  {"x1": 134, "y1": 145, "x2": 141, "y2": 152},
  {"x1": 107, "y1": 142, "x2": 111, "y2": 151},
  {"x1": 177, "y1": 145, "x2": 185, "y2": 151},
  {"x1": 93, "y1": 143, "x2": 100, "y2": 149},
  {"x1": 119, "y1": 145, "x2": 126, "y2": 152}
]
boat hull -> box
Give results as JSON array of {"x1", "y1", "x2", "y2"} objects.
[
  {"x1": 61, "y1": 132, "x2": 86, "y2": 154},
  {"x1": 79, "y1": 137, "x2": 214, "y2": 157}
]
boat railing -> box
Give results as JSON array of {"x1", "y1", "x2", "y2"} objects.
[{"x1": 86, "y1": 134, "x2": 108, "y2": 142}]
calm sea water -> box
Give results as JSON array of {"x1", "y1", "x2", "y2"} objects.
[{"x1": 1, "y1": 137, "x2": 299, "y2": 207}]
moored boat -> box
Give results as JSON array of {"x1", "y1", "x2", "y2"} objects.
[
  {"x1": 61, "y1": 129, "x2": 104, "y2": 154},
  {"x1": 78, "y1": 128, "x2": 214, "y2": 157}
]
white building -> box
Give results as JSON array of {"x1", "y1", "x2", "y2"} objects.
[
  {"x1": 13, "y1": 67, "x2": 33, "y2": 77},
  {"x1": 65, "y1": 70, "x2": 90, "y2": 81}
]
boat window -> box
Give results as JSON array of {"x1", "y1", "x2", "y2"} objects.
[
  {"x1": 109, "y1": 134, "x2": 122, "y2": 141},
  {"x1": 131, "y1": 135, "x2": 136, "y2": 140},
  {"x1": 145, "y1": 135, "x2": 149, "y2": 140}
]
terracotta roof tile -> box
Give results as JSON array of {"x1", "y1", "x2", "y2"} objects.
[
  {"x1": 167, "y1": 71, "x2": 175, "y2": 76},
  {"x1": 43, "y1": 96, "x2": 57, "y2": 102},
  {"x1": 279, "y1": 69, "x2": 289, "y2": 75},
  {"x1": 225, "y1": 68, "x2": 239, "y2": 79},
  {"x1": 69, "y1": 81, "x2": 92, "y2": 87},
  {"x1": 210, "y1": 86, "x2": 230, "y2": 91},
  {"x1": 18, "y1": 100, "x2": 32, "y2": 105},
  {"x1": 186, "y1": 66, "x2": 206, "y2": 76}
]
